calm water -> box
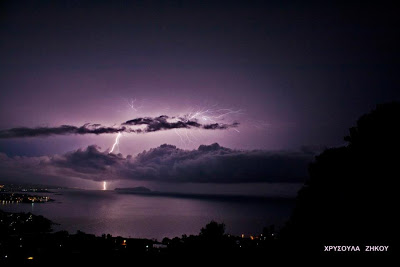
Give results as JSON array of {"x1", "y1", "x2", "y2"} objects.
[{"x1": 0, "y1": 189, "x2": 296, "y2": 240}]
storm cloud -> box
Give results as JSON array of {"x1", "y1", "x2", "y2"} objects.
[
  {"x1": 0, "y1": 143, "x2": 313, "y2": 184},
  {"x1": 0, "y1": 116, "x2": 239, "y2": 138},
  {"x1": 0, "y1": 124, "x2": 126, "y2": 138}
]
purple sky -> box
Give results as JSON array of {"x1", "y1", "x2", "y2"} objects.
[{"x1": 0, "y1": 1, "x2": 399, "y2": 191}]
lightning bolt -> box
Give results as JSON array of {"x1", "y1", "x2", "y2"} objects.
[
  {"x1": 104, "y1": 131, "x2": 122, "y2": 190},
  {"x1": 109, "y1": 132, "x2": 121, "y2": 154}
]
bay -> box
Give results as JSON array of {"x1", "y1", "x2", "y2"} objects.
[{"x1": 0, "y1": 189, "x2": 296, "y2": 240}]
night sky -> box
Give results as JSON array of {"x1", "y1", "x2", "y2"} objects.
[{"x1": 0, "y1": 1, "x2": 399, "y2": 191}]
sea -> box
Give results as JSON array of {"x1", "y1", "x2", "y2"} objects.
[{"x1": 0, "y1": 189, "x2": 296, "y2": 240}]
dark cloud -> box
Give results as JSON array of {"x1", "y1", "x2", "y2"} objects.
[
  {"x1": 0, "y1": 124, "x2": 125, "y2": 138},
  {"x1": 202, "y1": 122, "x2": 240, "y2": 130},
  {"x1": 126, "y1": 143, "x2": 311, "y2": 183},
  {"x1": 0, "y1": 143, "x2": 313, "y2": 184},
  {"x1": 0, "y1": 116, "x2": 239, "y2": 138},
  {"x1": 52, "y1": 145, "x2": 124, "y2": 175},
  {"x1": 123, "y1": 115, "x2": 201, "y2": 132}
]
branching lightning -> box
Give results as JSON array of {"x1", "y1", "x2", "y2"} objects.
[
  {"x1": 185, "y1": 107, "x2": 243, "y2": 123},
  {"x1": 126, "y1": 98, "x2": 143, "y2": 111},
  {"x1": 174, "y1": 105, "x2": 243, "y2": 146}
]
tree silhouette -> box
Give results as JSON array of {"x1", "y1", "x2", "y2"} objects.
[
  {"x1": 199, "y1": 220, "x2": 226, "y2": 240},
  {"x1": 282, "y1": 102, "x2": 398, "y2": 254}
]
